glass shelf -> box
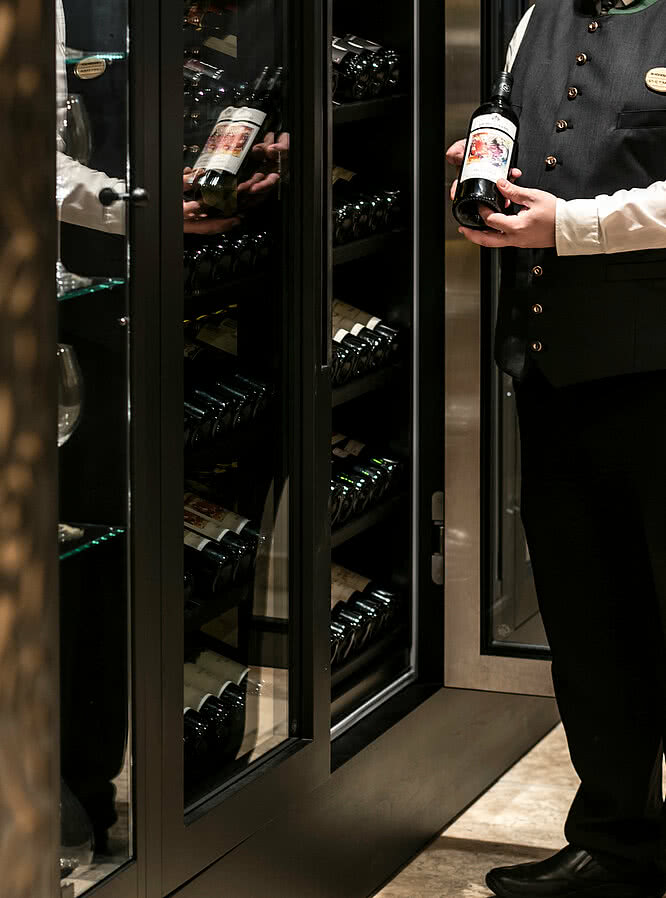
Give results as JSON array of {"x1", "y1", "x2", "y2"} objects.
[
  {"x1": 59, "y1": 524, "x2": 125, "y2": 562},
  {"x1": 57, "y1": 278, "x2": 125, "y2": 303},
  {"x1": 65, "y1": 51, "x2": 127, "y2": 65}
]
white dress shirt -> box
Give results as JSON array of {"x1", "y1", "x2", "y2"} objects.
[
  {"x1": 505, "y1": 4, "x2": 666, "y2": 256},
  {"x1": 56, "y1": 0, "x2": 126, "y2": 235}
]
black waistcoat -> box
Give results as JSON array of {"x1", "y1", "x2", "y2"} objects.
[{"x1": 495, "y1": 0, "x2": 666, "y2": 386}]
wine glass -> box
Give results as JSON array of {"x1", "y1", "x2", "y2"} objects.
[
  {"x1": 58, "y1": 344, "x2": 84, "y2": 543},
  {"x1": 56, "y1": 94, "x2": 93, "y2": 296}
]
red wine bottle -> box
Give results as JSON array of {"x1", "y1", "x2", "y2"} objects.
[{"x1": 453, "y1": 71, "x2": 519, "y2": 230}]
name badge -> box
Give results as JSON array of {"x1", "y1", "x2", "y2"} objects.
[
  {"x1": 74, "y1": 57, "x2": 107, "y2": 80},
  {"x1": 645, "y1": 67, "x2": 666, "y2": 94}
]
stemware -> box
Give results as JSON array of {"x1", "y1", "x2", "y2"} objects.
[
  {"x1": 56, "y1": 94, "x2": 93, "y2": 296},
  {"x1": 57, "y1": 344, "x2": 84, "y2": 543}
]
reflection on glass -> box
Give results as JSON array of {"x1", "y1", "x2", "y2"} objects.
[
  {"x1": 182, "y1": 3, "x2": 292, "y2": 806},
  {"x1": 56, "y1": 95, "x2": 93, "y2": 296},
  {"x1": 56, "y1": 0, "x2": 133, "y2": 892},
  {"x1": 488, "y1": 378, "x2": 549, "y2": 652}
]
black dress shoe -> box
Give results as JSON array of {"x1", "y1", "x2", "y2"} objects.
[{"x1": 486, "y1": 845, "x2": 665, "y2": 898}]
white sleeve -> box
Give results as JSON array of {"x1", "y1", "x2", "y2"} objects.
[
  {"x1": 58, "y1": 153, "x2": 127, "y2": 235},
  {"x1": 555, "y1": 182, "x2": 666, "y2": 256},
  {"x1": 56, "y1": 0, "x2": 126, "y2": 235},
  {"x1": 505, "y1": 5, "x2": 535, "y2": 73}
]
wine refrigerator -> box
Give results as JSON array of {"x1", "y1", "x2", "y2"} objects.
[{"x1": 11, "y1": 0, "x2": 560, "y2": 894}]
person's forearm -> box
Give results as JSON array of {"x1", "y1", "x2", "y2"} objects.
[
  {"x1": 58, "y1": 153, "x2": 126, "y2": 235},
  {"x1": 556, "y1": 181, "x2": 666, "y2": 256}
]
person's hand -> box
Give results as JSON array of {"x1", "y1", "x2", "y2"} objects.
[
  {"x1": 458, "y1": 179, "x2": 557, "y2": 249},
  {"x1": 446, "y1": 139, "x2": 522, "y2": 206},
  {"x1": 237, "y1": 132, "x2": 290, "y2": 208},
  {"x1": 182, "y1": 168, "x2": 242, "y2": 234}
]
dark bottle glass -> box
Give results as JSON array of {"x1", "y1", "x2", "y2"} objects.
[
  {"x1": 185, "y1": 491, "x2": 264, "y2": 556},
  {"x1": 330, "y1": 618, "x2": 352, "y2": 664},
  {"x1": 344, "y1": 35, "x2": 401, "y2": 91},
  {"x1": 195, "y1": 67, "x2": 282, "y2": 216},
  {"x1": 184, "y1": 529, "x2": 238, "y2": 593},
  {"x1": 331, "y1": 562, "x2": 404, "y2": 633},
  {"x1": 332, "y1": 299, "x2": 400, "y2": 356},
  {"x1": 184, "y1": 710, "x2": 209, "y2": 771},
  {"x1": 329, "y1": 479, "x2": 342, "y2": 527},
  {"x1": 331, "y1": 434, "x2": 403, "y2": 488},
  {"x1": 333, "y1": 37, "x2": 382, "y2": 97},
  {"x1": 331, "y1": 340, "x2": 356, "y2": 385},
  {"x1": 332, "y1": 201, "x2": 359, "y2": 245},
  {"x1": 332, "y1": 326, "x2": 371, "y2": 376},
  {"x1": 189, "y1": 384, "x2": 239, "y2": 434},
  {"x1": 331, "y1": 40, "x2": 371, "y2": 101},
  {"x1": 332, "y1": 601, "x2": 370, "y2": 652},
  {"x1": 332, "y1": 310, "x2": 387, "y2": 367},
  {"x1": 333, "y1": 469, "x2": 372, "y2": 516},
  {"x1": 453, "y1": 71, "x2": 519, "y2": 230},
  {"x1": 184, "y1": 399, "x2": 216, "y2": 448},
  {"x1": 332, "y1": 477, "x2": 355, "y2": 525},
  {"x1": 184, "y1": 686, "x2": 233, "y2": 748},
  {"x1": 185, "y1": 504, "x2": 254, "y2": 583}
]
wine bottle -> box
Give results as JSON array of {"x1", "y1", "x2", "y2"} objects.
[
  {"x1": 183, "y1": 709, "x2": 209, "y2": 768},
  {"x1": 344, "y1": 35, "x2": 400, "y2": 91},
  {"x1": 332, "y1": 299, "x2": 400, "y2": 351},
  {"x1": 332, "y1": 325, "x2": 371, "y2": 376},
  {"x1": 332, "y1": 310, "x2": 387, "y2": 367},
  {"x1": 331, "y1": 600, "x2": 372, "y2": 652},
  {"x1": 331, "y1": 434, "x2": 391, "y2": 498},
  {"x1": 184, "y1": 57, "x2": 225, "y2": 82},
  {"x1": 331, "y1": 477, "x2": 355, "y2": 526},
  {"x1": 453, "y1": 71, "x2": 519, "y2": 230},
  {"x1": 184, "y1": 685, "x2": 232, "y2": 746},
  {"x1": 196, "y1": 649, "x2": 248, "y2": 688},
  {"x1": 184, "y1": 503, "x2": 255, "y2": 581},
  {"x1": 184, "y1": 491, "x2": 264, "y2": 546},
  {"x1": 194, "y1": 67, "x2": 282, "y2": 216},
  {"x1": 332, "y1": 562, "x2": 404, "y2": 627},
  {"x1": 331, "y1": 40, "x2": 371, "y2": 101},
  {"x1": 331, "y1": 340, "x2": 356, "y2": 386},
  {"x1": 333, "y1": 38, "x2": 383, "y2": 97},
  {"x1": 184, "y1": 527, "x2": 238, "y2": 593},
  {"x1": 330, "y1": 434, "x2": 402, "y2": 487},
  {"x1": 333, "y1": 469, "x2": 373, "y2": 516}
]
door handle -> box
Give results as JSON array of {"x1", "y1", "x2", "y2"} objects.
[{"x1": 99, "y1": 186, "x2": 150, "y2": 207}]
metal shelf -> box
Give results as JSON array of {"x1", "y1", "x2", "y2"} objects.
[
  {"x1": 333, "y1": 93, "x2": 408, "y2": 126},
  {"x1": 333, "y1": 230, "x2": 408, "y2": 266}
]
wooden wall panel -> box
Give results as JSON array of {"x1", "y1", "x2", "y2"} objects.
[{"x1": 0, "y1": 0, "x2": 58, "y2": 895}]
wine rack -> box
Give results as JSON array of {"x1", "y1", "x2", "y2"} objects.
[{"x1": 329, "y1": 2, "x2": 414, "y2": 731}]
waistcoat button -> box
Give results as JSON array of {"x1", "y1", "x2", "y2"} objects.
[
  {"x1": 588, "y1": 21, "x2": 599, "y2": 31},
  {"x1": 545, "y1": 155, "x2": 558, "y2": 169},
  {"x1": 567, "y1": 86, "x2": 579, "y2": 100},
  {"x1": 576, "y1": 53, "x2": 588, "y2": 65},
  {"x1": 531, "y1": 266, "x2": 544, "y2": 277},
  {"x1": 530, "y1": 341, "x2": 543, "y2": 352},
  {"x1": 556, "y1": 119, "x2": 568, "y2": 131},
  {"x1": 532, "y1": 303, "x2": 544, "y2": 315}
]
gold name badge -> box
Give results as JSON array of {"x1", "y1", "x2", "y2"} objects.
[
  {"x1": 645, "y1": 67, "x2": 666, "y2": 93},
  {"x1": 74, "y1": 57, "x2": 107, "y2": 80}
]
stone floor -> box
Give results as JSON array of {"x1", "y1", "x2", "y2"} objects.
[{"x1": 375, "y1": 724, "x2": 579, "y2": 898}]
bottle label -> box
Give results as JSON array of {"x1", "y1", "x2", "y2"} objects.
[
  {"x1": 332, "y1": 165, "x2": 356, "y2": 185},
  {"x1": 185, "y1": 493, "x2": 250, "y2": 534},
  {"x1": 194, "y1": 105, "x2": 267, "y2": 176},
  {"x1": 333, "y1": 328, "x2": 349, "y2": 344},
  {"x1": 350, "y1": 323, "x2": 366, "y2": 337},
  {"x1": 197, "y1": 318, "x2": 238, "y2": 355},
  {"x1": 331, "y1": 563, "x2": 371, "y2": 605},
  {"x1": 184, "y1": 528, "x2": 212, "y2": 551},
  {"x1": 343, "y1": 439, "x2": 365, "y2": 456},
  {"x1": 184, "y1": 508, "x2": 231, "y2": 541},
  {"x1": 184, "y1": 340, "x2": 205, "y2": 361},
  {"x1": 365, "y1": 317, "x2": 381, "y2": 330},
  {"x1": 460, "y1": 113, "x2": 517, "y2": 185},
  {"x1": 331, "y1": 432, "x2": 350, "y2": 459}
]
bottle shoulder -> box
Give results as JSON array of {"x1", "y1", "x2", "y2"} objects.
[{"x1": 471, "y1": 99, "x2": 519, "y2": 126}]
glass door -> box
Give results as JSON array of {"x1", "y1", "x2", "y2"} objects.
[
  {"x1": 328, "y1": 1, "x2": 417, "y2": 736},
  {"x1": 443, "y1": 0, "x2": 553, "y2": 697},
  {"x1": 160, "y1": 1, "x2": 328, "y2": 890},
  {"x1": 56, "y1": 0, "x2": 135, "y2": 893}
]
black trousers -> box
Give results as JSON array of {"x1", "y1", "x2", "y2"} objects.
[{"x1": 514, "y1": 367, "x2": 666, "y2": 879}]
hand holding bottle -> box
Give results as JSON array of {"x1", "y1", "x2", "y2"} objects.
[
  {"x1": 183, "y1": 169, "x2": 242, "y2": 234},
  {"x1": 457, "y1": 179, "x2": 557, "y2": 249},
  {"x1": 446, "y1": 139, "x2": 522, "y2": 205}
]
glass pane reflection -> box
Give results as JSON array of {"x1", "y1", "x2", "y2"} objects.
[
  {"x1": 56, "y1": 0, "x2": 133, "y2": 891},
  {"x1": 182, "y1": 1, "x2": 293, "y2": 811}
]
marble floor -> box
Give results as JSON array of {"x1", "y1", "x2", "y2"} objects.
[{"x1": 375, "y1": 724, "x2": 579, "y2": 898}]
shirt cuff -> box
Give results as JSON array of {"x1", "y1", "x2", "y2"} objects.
[{"x1": 555, "y1": 197, "x2": 603, "y2": 256}]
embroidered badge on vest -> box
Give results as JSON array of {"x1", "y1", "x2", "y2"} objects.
[{"x1": 645, "y1": 68, "x2": 666, "y2": 93}]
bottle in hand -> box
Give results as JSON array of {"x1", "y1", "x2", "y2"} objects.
[{"x1": 452, "y1": 71, "x2": 519, "y2": 230}]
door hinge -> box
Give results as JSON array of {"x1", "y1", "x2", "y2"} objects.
[{"x1": 431, "y1": 491, "x2": 444, "y2": 586}]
